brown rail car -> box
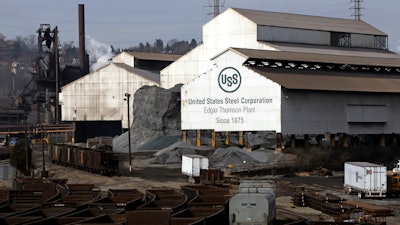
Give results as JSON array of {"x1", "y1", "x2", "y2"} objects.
[{"x1": 50, "y1": 144, "x2": 118, "y2": 176}]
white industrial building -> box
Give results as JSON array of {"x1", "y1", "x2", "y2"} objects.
[
  {"x1": 59, "y1": 7, "x2": 400, "y2": 146},
  {"x1": 166, "y1": 8, "x2": 400, "y2": 146},
  {"x1": 161, "y1": 8, "x2": 391, "y2": 88},
  {"x1": 60, "y1": 51, "x2": 180, "y2": 141}
]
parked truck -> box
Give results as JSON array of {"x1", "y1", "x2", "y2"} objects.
[{"x1": 344, "y1": 162, "x2": 387, "y2": 198}]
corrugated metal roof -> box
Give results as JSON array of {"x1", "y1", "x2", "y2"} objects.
[
  {"x1": 249, "y1": 67, "x2": 400, "y2": 93},
  {"x1": 125, "y1": 51, "x2": 181, "y2": 61},
  {"x1": 231, "y1": 48, "x2": 400, "y2": 67},
  {"x1": 231, "y1": 8, "x2": 387, "y2": 36},
  {"x1": 113, "y1": 63, "x2": 160, "y2": 83}
]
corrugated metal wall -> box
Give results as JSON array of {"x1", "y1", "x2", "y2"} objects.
[
  {"x1": 60, "y1": 63, "x2": 158, "y2": 129},
  {"x1": 281, "y1": 89, "x2": 400, "y2": 134},
  {"x1": 161, "y1": 8, "x2": 272, "y2": 89}
]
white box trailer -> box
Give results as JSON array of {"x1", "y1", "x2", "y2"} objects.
[
  {"x1": 344, "y1": 162, "x2": 387, "y2": 198},
  {"x1": 181, "y1": 154, "x2": 209, "y2": 177}
]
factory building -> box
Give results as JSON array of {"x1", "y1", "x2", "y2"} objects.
[
  {"x1": 59, "y1": 51, "x2": 180, "y2": 142},
  {"x1": 170, "y1": 8, "x2": 400, "y2": 147}
]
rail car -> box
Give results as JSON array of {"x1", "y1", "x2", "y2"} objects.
[
  {"x1": 50, "y1": 144, "x2": 118, "y2": 176},
  {"x1": 0, "y1": 147, "x2": 11, "y2": 159}
]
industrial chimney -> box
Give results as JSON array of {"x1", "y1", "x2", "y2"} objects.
[{"x1": 78, "y1": 4, "x2": 89, "y2": 75}]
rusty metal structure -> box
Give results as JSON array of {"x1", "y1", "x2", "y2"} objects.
[
  {"x1": 0, "y1": 178, "x2": 234, "y2": 225},
  {"x1": 0, "y1": 5, "x2": 85, "y2": 145},
  {"x1": 2, "y1": 176, "x2": 395, "y2": 224},
  {"x1": 291, "y1": 186, "x2": 393, "y2": 224},
  {"x1": 31, "y1": 24, "x2": 60, "y2": 125}
]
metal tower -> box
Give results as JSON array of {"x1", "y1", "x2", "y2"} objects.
[
  {"x1": 207, "y1": 0, "x2": 224, "y2": 17},
  {"x1": 350, "y1": 0, "x2": 363, "y2": 20},
  {"x1": 31, "y1": 24, "x2": 60, "y2": 125}
]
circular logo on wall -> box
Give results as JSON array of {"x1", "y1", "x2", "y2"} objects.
[{"x1": 218, "y1": 67, "x2": 241, "y2": 93}]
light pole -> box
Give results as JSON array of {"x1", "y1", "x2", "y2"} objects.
[
  {"x1": 24, "y1": 113, "x2": 29, "y2": 175},
  {"x1": 124, "y1": 93, "x2": 132, "y2": 173},
  {"x1": 40, "y1": 125, "x2": 48, "y2": 177}
]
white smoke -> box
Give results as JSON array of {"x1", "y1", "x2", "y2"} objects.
[{"x1": 85, "y1": 36, "x2": 114, "y2": 72}]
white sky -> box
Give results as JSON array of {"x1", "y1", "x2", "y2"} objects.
[{"x1": 1, "y1": 0, "x2": 399, "y2": 51}]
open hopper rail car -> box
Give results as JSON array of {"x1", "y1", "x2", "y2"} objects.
[{"x1": 50, "y1": 144, "x2": 119, "y2": 176}]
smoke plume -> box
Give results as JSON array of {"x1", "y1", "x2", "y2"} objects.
[{"x1": 85, "y1": 36, "x2": 114, "y2": 72}]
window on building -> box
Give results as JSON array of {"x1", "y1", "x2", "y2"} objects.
[
  {"x1": 331, "y1": 32, "x2": 351, "y2": 47},
  {"x1": 374, "y1": 36, "x2": 387, "y2": 50}
]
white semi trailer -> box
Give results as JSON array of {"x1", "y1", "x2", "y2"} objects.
[{"x1": 344, "y1": 162, "x2": 387, "y2": 198}]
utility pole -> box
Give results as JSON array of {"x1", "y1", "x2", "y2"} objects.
[
  {"x1": 350, "y1": 0, "x2": 363, "y2": 20},
  {"x1": 54, "y1": 26, "x2": 59, "y2": 124},
  {"x1": 124, "y1": 93, "x2": 132, "y2": 173},
  {"x1": 24, "y1": 113, "x2": 29, "y2": 175},
  {"x1": 41, "y1": 124, "x2": 48, "y2": 177}
]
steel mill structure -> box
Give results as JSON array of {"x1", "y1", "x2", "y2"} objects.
[{"x1": 160, "y1": 8, "x2": 400, "y2": 148}]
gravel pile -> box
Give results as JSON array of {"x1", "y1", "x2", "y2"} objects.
[
  {"x1": 149, "y1": 141, "x2": 214, "y2": 164},
  {"x1": 112, "y1": 85, "x2": 297, "y2": 171},
  {"x1": 148, "y1": 142, "x2": 297, "y2": 171}
]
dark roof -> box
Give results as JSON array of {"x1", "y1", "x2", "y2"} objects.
[
  {"x1": 113, "y1": 63, "x2": 160, "y2": 83},
  {"x1": 124, "y1": 52, "x2": 181, "y2": 61},
  {"x1": 231, "y1": 8, "x2": 387, "y2": 36},
  {"x1": 230, "y1": 48, "x2": 400, "y2": 67},
  {"x1": 248, "y1": 68, "x2": 400, "y2": 93},
  {"x1": 226, "y1": 47, "x2": 400, "y2": 93}
]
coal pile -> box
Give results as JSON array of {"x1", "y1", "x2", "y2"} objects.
[{"x1": 112, "y1": 85, "x2": 297, "y2": 172}]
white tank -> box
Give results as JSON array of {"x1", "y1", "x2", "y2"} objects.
[{"x1": 229, "y1": 180, "x2": 276, "y2": 225}]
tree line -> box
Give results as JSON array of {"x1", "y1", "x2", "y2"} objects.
[
  {"x1": 0, "y1": 33, "x2": 198, "y2": 102},
  {"x1": 122, "y1": 38, "x2": 198, "y2": 55},
  {"x1": 1, "y1": 33, "x2": 198, "y2": 66}
]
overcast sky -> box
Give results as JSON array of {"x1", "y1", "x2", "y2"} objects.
[{"x1": 1, "y1": 0, "x2": 400, "y2": 51}]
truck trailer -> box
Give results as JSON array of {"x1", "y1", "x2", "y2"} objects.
[{"x1": 344, "y1": 162, "x2": 387, "y2": 198}]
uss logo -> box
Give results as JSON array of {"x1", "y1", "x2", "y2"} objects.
[{"x1": 218, "y1": 67, "x2": 242, "y2": 93}]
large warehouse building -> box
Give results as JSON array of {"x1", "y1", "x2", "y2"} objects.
[
  {"x1": 163, "y1": 8, "x2": 400, "y2": 147},
  {"x1": 59, "y1": 51, "x2": 180, "y2": 141},
  {"x1": 59, "y1": 7, "x2": 400, "y2": 147}
]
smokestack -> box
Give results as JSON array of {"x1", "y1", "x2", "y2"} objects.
[{"x1": 78, "y1": 4, "x2": 89, "y2": 75}]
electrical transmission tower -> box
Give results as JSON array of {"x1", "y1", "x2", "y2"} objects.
[
  {"x1": 207, "y1": 0, "x2": 224, "y2": 17},
  {"x1": 350, "y1": 0, "x2": 363, "y2": 20}
]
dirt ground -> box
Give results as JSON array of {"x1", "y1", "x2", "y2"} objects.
[
  {"x1": 1, "y1": 150, "x2": 187, "y2": 192},
  {"x1": 33, "y1": 150, "x2": 188, "y2": 193}
]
